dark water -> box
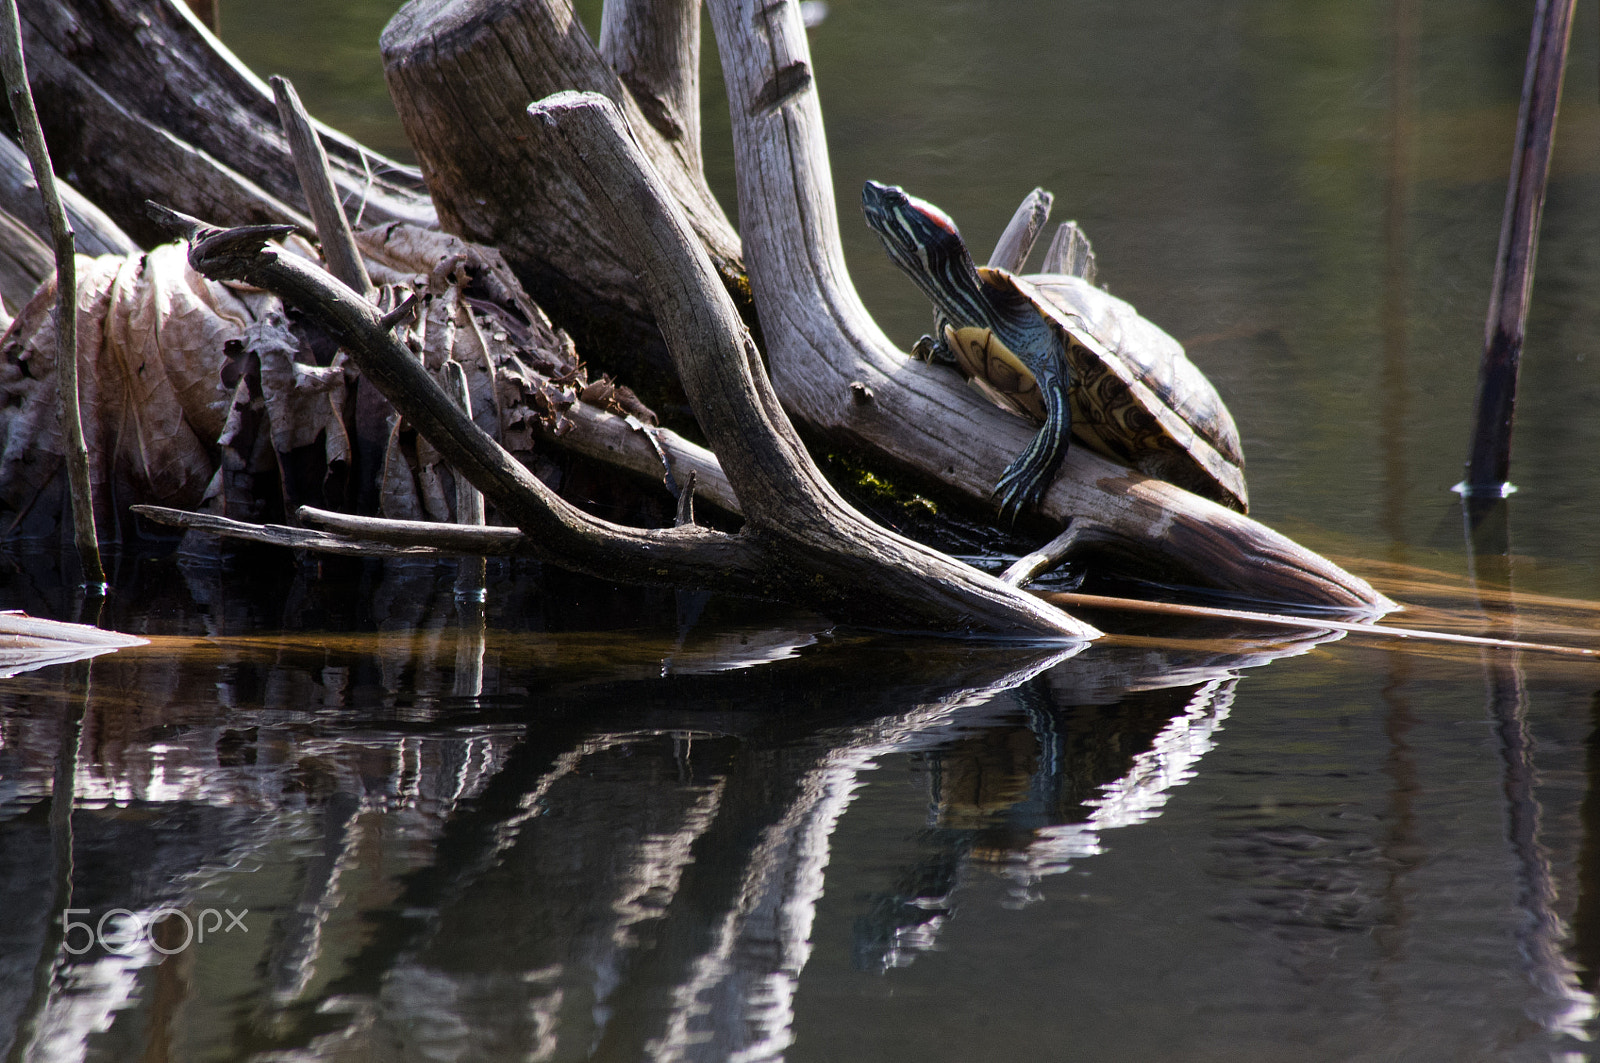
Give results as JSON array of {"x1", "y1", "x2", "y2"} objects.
[{"x1": 5, "y1": 0, "x2": 1600, "y2": 1059}]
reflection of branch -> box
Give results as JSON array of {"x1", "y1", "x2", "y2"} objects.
[
  {"x1": 643, "y1": 652, "x2": 1076, "y2": 1060},
  {"x1": 1014, "y1": 678, "x2": 1237, "y2": 883},
  {"x1": 265, "y1": 791, "x2": 363, "y2": 1009},
  {"x1": 5, "y1": 660, "x2": 88, "y2": 1063}
]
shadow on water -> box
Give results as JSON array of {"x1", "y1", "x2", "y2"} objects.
[{"x1": 0, "y1": 546, "x2": 1343, "y2": 1061}]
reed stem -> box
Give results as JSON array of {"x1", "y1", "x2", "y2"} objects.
[{"x1": 1462, "y1": 0, "x2": 1577, "y2": 497}]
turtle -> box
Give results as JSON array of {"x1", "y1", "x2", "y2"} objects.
[{"x1": 860, "y1": 180, "x2": 1248, "y2": 522}]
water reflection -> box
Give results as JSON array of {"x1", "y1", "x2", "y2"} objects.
[
  {"x1": 0, "y1": 594, "x2": 1325, "y2": 1062},
  {"x1": 1463, "y1": 523, "x2": 1598, "y2": 1037},
  {"x1": 857, "y1": 676, "x2": 1240, "y2": 972}
]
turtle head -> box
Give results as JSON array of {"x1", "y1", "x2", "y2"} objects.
[{"x1": 862, "y1": 181, "x2": 984, "y2": 317}]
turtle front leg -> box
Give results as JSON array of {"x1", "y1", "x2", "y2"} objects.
[
  {"x1": 994, "y1": 367, "x2": 1072, "y2": 524},
  {"x1": 911, "y1": 313, "x2": 958, "y2": 364}
]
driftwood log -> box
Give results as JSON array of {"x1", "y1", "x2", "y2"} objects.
[
  {"x1": 153, "y1": 92, "x2": 1095, "y2": 639},
  {"x1": 17, "y1": 0, "x2": 433, "y2": 247},
  {"x1": 0, "y1": 135, "x2": 137, "y2": 313}
]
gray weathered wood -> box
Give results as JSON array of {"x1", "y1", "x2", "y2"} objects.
[
  {"x1": 0, "y1": 610, "x2": 145, "y2": 647},
  {"x1": 531, "y1": 91, "x2": 1094, "y2": 633},
  {"x1": 0, "y1": 136, "x2": 138, "y2": 258},
  {"x1": 163, "y1": 91, "x2": 1096, "y2": 638},
  {"x1": 703, "y1": 0, "x2": 1389, "y2": 613},
  {"x1": 600, "y1": 0, "x2": 703, "y2": 173},
  {"x1": 988, "y1": 187, "x2": 1051, "y2": 273},
  {"x1": 134, "y1": 504, "x2": 455, "y2": 558},
  {"x1": 1042, "y1": 221, "x2": 1097, "y2": 283},
  {"x1": 527, "y1": 92, "x2": 1092, "y2": 636},
  {"x1": 555, "y1": 401, "x2": 741, "y2": 518},
  {"x1": 19, "y1": 0, "x2": 433, "y2": 246},
  {"x1": 176, "y1": 218, "x2": 768, "y2": 589},
  {"x1": 298, "y1": 506, "x2": 526, "y2": 553},
  {"x1": 272, "y1": 75, "x2": 373, "y2": 296},
  {"x1": 381, "y1": 0, "x2": 744, "y2": 381}
]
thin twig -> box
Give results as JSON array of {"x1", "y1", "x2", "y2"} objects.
[
  {"x1": 1038, "y1": 590, "x2": 1599, "y2": 659},
  {"x1": 298, "y1": 506, "x2": 525, "y2": 552},
  {"x1": 272, "y1": 75, "x2": 374, "y2": 296},
  {"x1": 444, "y1": 358, "x2": 487, "y2": 600},
  {"x1": 1000, "y1": 520, "x2": 1082, "y2": 586},
  {"x1": 0, "y1": 0, "x2": 103, "y2": 587}
]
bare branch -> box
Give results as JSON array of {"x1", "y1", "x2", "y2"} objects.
[
  {"x1": 272, "y1": 75, "x2": 373, "y2": 296},
  {"x1": 298, "y1": 506, "x2": 526, "y2": 554},
  {"x1": 133, "y1": 504, "x2": 454, "y2": 558}
]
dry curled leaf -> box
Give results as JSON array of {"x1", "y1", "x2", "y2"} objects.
[
  {"x1": 0, "y1": 225, "x2": 662, "y2": 539},
  {"x1": 0, "y1": 247, "x2": 264, "y2": 537}
]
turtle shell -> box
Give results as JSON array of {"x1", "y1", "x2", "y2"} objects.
[{"x1": 947, "y1": 268, "x2": 1248, "y2": 512}]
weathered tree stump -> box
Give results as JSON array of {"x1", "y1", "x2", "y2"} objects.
[{"x1": 381, "y1": 0, "x2": 745, "y2": 387}]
